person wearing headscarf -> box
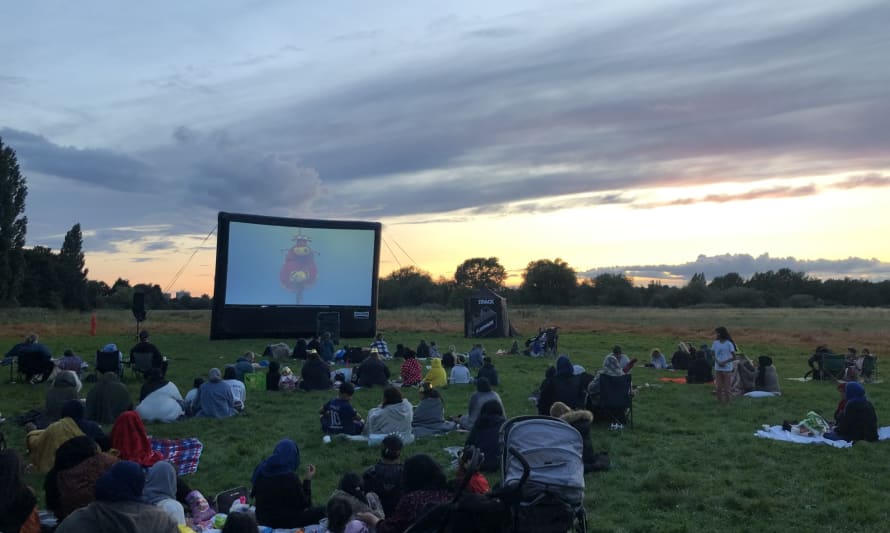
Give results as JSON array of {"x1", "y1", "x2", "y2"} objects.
[
  {"x1": 459, "y1": 377, "x2": 504, "y2": 430},
  {"x1": 364, "y1": 386, "x2": 414, "y2": 436},
  {"x1": 0, "y1": 450, "x2": 41, "y2": 533},
  {"x1": 110, "y1": 411, "x2": 165, "y2": 468},
  {"x1": 399, "y1": 351, "x2": 422, "y2": 387},
  {"x1": 136, "y1": 369, "x2": 185, "y2": 423},
  {"x1": 357, "y1": 454, "x2": 451, "y2": 533},
  {"x1": 266, "y1": 361, "x2": 281, "y2": 391},
  {"x1": 86, "y1": 371, "x2": 132, "y2": 424},
  {"x1": 251, "y1": 439, "x2": 325, "y2": 528},
  {"x1": 754, "y1": 356, "x2": 781, "y2": 395},
  {"x1": 25, "y1": 416, "x2": 84, "y2": 473},
  {"x1": 586, "y1": 354, "x2": 627, "y2": 409},
  {"x1": 45, "y1": 370, "x2": 81, "y2": 421},
  {"x1": 825, "y1": 382, "x2": 878, "y2": 442},
  {"x1": 45, "y1": 435, "x2": 118, "y2": 521},
  {"x1": 143, "y1": 461, "x2": 186, "y2": 526},
  {"x1": 412, "y1": 383, "x2": 456, "y2": 438},
  {"x1": 55, "y1": 460, "x2": 178, "y2": 533},
  {"x1": 195, "y1": 368, "x2": 236, "y2": 418},
  {"x1": 422, "y1": 357, "x2": 447, "y2": 388},
  {"x1": 465, "y1": 400, "x2": 506, "y2": 472},
  {"x1": 60, "y1": 399, "x2": 108, "y2": 449},
  {"x1": 550, "y1": 401, "x2": 598, "y2": 473},
  {"x1": 539, "y1": 355, "x2": 584, "y2": 413}
]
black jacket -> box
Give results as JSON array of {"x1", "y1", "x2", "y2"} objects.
[
  {"x1": 356, "y1": 358, "x2": 390, "y2": 388},
  {"x1": 252, "y1": 473, "x2": 315, "y2": 528},
  {"x1": 300, "y1": 359, "x2": 332, "y2": 391},
  {"x1": 477, "y1": 363, "x2": 499, "y2": 386},
  {"x1": 836, "y1": 400, "x2": 878, "y2": 442}
]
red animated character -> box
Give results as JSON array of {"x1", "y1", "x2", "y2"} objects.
[{"x1": 279, "y1": 233, "x2": 318, "y2": 303}]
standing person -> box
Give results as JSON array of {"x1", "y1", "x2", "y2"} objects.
[
  {"x1": 251, "y1": 439, "x2": 324, "y2": 529},
  {"x1": 370, "y1": 333, "x2": 392, "y2": 360},
  {"x1": 712, "y1": 326, "x2": 737, "y2": 406},
  {"x1": 129, "y1": 330, "x2": 168, "y2": 378}
]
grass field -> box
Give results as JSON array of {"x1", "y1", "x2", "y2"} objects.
[{"x1": 2, "y1": 307, "x2": 889, "y2": 532}]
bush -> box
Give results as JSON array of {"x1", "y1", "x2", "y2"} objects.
[{"x1": 787, "y1": 294, "x2": 819, "y2": 308}]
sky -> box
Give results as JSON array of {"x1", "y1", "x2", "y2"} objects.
[{"x1": 2, "y1": 0, "x2": 889, "y2": 296}]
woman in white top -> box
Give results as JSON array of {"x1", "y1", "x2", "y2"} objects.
[
  {"x1": 712, "y1": 326, "x2": 737, "y2": 406},
  {"x1": 223, "y1": 366, "x2": 246, "y2": 411}
]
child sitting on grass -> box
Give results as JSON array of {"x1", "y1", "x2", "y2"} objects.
[
  {"x1": 453, "y1": 445, "x2": 489, "y2": 495},
  {"x1": 319, "y1": 383, "x2": 364, "y2": 435}
]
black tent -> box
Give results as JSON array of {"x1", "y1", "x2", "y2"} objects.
[{"x1": 464, "y1": 288, "x2": 511, "y2": 338}]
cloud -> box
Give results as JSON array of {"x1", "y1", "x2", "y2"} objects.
[
  {"x1": 582, "y1": 253, "x2": 890, "y2": 283},
  {"x1": 637, "y1": 184, "x2": 819, "y2": 208},
  {"x1": 832, "y1": 173, "x2": 890, "y2": 189}
]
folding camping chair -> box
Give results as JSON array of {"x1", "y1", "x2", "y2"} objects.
[
  {"x1": 95, "y1": 350, "x2": 123, "y2": 379},
  {"x1": 596, "y1": 373, "x2": 633, "y2": 427},
  {"x1": 130, "y1": 352, "x2": 154, "y2": 380}
]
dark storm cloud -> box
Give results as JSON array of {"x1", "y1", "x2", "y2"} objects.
[{"x1": 582, "y1": 253, "x2": 890, "y2": 283}]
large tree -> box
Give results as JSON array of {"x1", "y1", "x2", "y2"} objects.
[
  {"x1": 453, "y1": 257, "x2": 507, "y2": 290},
  {"x1": 519, "y1": 258, "x2": 577, "y2": 305},
  {"x1": 0, "y1": 137, "x2": 28, "y2": 305},
  {"x1": 59, "y1": 223, "x2": 89, "y2": 309},
  {"x1": 378, "y1": 266, "x2": 440, "y2": 308}
]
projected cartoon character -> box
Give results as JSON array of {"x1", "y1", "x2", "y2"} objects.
[{"x1": 280, "y1": 232, "x2": 318, "y2": 303}]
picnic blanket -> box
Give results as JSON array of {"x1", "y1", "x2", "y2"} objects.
[
  {"x1": 754, "y1": 425, "x2": 890, "y2": 448},
  {"x1": 150, "y1": 437, "x2": 204, "y2": 475},
  {"x1": 659, "y1": 377, "x2": 687, "y2": 384}
]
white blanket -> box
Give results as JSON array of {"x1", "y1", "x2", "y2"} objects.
[{"x1": 754, "y1": 425, "x2": 890, "y2": 448}]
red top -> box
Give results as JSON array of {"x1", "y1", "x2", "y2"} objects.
[
  {"x1": 110, "y1": 411, "x2": 164, "y2": 467},
  {"x1": 400, "y1": 359, "x2": 422, "y2": 386}
]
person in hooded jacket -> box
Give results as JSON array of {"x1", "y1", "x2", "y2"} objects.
[
  {"x1": 86, "y1": 371, "x2": 132, "y2": 424},
  {"x1": 45, "y1": 435, "x2": 118, "y2": 522},
  {"x1": 465, "y1": 400, "x2": 506, "y2": 472},
  {"x1": 422, "y1": 358, "x2": 447, "y2": 388},
  {"x1": 251, "y1": 439, "x2": 324, "y2": 528},
  {"x1": 825, "y1": 382, "x2": 878, "y2": 442},
  {"x1": 142, "y1": 461, "x2": 186, "y2": 526},
  {"x1": 55, "y1": 460, "x2": 178, "y2": 533},
  {"x1": 550, "y1": 402, "x2": 599, "y2": 473},
  {"x1": 538, "y1": 355, "x2": 583, "y2": 414}
]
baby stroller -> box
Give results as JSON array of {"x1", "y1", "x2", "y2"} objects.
[{"x1": 501, "y1": 415, "x2": 587, "y2": 533}]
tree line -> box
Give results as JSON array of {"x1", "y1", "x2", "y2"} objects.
[
  {"x1": 381, "y1": 259, "x2": 890, "y2": 309},
  {"x1": 3, "y1": 135, "x2": 889, "y2": 311}
]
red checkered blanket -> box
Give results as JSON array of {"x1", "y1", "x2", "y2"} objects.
[{"x1": 150, "y1": 437, "x2": 204, "y2": 475}]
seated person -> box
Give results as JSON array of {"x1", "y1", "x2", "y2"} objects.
[
  {"x1": 355, "y1": 350, "x2": 390, "y2": 388},
  {"x1": 109, "y1": 411, "x2": 165, "y2": 467},
  {"x1": 46, "y1": 370, "x2": 81, "y2": 421},
  {"x1": 807, "y1": 345, "x2": 832, "y2": 379},
  {"x1": 300, "y1": 350, "x2": 332, "y2": 391},
  {"x1": 735, "y1": 354, "x2": 756, "y2": 394},
  {"x1": 364, "y1": 386, "x2": 413, "y2": 436},
  {"x1": 223, "y1": 366, "x2": 247, "y2": 411},
  {"x1": 412, "y1": 383, "x2": 456, "y2": 437},
  {"x1": 279, "y1": 366, "x2": 298, "y2": 391},
  {"x1": 467, "y1": 344, "x2": 484, "y2": 370},
  {"x1": 356, "y1": 454, "x2": 451, "y2": 533},
  {"x1": 95, "y1": 343, "x2": 124, "y2": 376},
  {"x1": 129, "y1": 330, "x2": 167, "y2": 377},
  {"x1": 586, "y1": 355, "x2": 626, "y2": 409},
  {"x1": 183, "y1": 378, "x2": 203, "y2": 416},
  {"x1": 422, "y1": 358, "x2": 447, "y2": 388},
  {"x1": 394, "y1": 343, "x2": 416, "y2": 359},
  {"x1": 825, "y1": 382, "x2": 878, "y2": 442},
  {"x1": 539, "y1": 355, "x2": 584, "y2": 412},
  {"x1": 135, "y1": 369, "x2": 185, "y2": 423},
  {"x1": 86, "y1": 371, "x2": 132, "y2": 425},
  {"x1": 441, "y1": 346, "x2": 456, "y2": 370},
  {"x1": 319, "y1": 382, "x2": 364, "y2": 435},
  {"x1": 370, "y1": 333, "x2": 391, "y2": 360},
  {"x1": 54, "y1": 461, "x2": 178, "y2": 533},
  {"x1": 550, "y1": 402, "x2": 597, "y2": 473},
  {"x1": 0, "y1": 449, "x2": 40, "y2": 533},
  {"x1": 45, "y1": 435, "x2": 118, "y2": 521},
  {"x1": 399, "y1": 351, "x2": 422, "y2": 387},
  {"x1": 195, "y1": 368, "x2": 236, "y2": 418},
  {"x1": 459, "y1": 377, "x2": 504, "y2": 430},
  {"x1": 465, "y1": 400, "x2": 505, "y2": 472},
  {"x1": 476, "y1": 356, "x2": 499, "y2": 386},
  {"x1": 233, "y1": 352, "x2": 257, "y2": 381},
  {"x1": 8, "y1": 333, "x2": 54, "y2": 383},
  {"x1": 362, "y1": 435, "x2": 404, "y2": 517},
  {"x1": 449, "y1": 355, "x2": 472, "y2": 385},
  {"x1": 686, "y1": 351, "x2": 714, "y2": 384},
  {"x1": 415, "y1": 340, "x2": 430, "y2": 359},
  {"x1": 326, "y1": 497, "x2": 370, "y2": 533},
  {"x1": 328, "y1": 472, "x2": 382, "y2": 519},
  {"x1": 60, "y1": 400, "x2": 108, "y2": 450},
  {"x1": 608, "y1": 345, "x2": 631, "y2": 371},
  {"x1": 428, "y1": 341, "x2": 442, "y2": 359},
  {"x1": 452, "y1": 446, "x2": 489, "y2": 495},
  {"x1": 25, "y1": 416, "x2": 85, "y2": 473},
  {"x1": 251, "y1": 439, "x2": 325, "y2": 529},
  {"x1": 266, "y1": 361, "x2": 281, "y2": 391},
  {"x1": 754, "y1": 355, "x2": 781, "y2": 395},
  {"x1": 142, "y1": 461, "x2": 186, "y2": 527},
  {"x1": 646, "y1": 349, "x2": 669, "y2": 369},
  {"x1": 57, "y1": 349, "x2": 85, "y2": 374},
  {"x1": 535, "y1": 366, "x2": 556, "y2": 416},
  {"x1": 292, "y1": 338, "x2": 308, "y2": 360},
  {"x1": 671, "y1": 343, "x2": 692, "y2": 371}
]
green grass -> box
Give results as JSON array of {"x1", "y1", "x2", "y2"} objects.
[{"x1": 1, "y1": 307, "x2": 889, "y2": 532}]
